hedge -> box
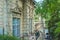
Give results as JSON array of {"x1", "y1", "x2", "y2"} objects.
[{"x1": 0, "y1": 35, "x2": 20, "y2": 40}]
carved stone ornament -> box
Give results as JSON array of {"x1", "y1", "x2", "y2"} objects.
[{"x1": 10, "y1": 0, "x2": 22, "y2": 15}]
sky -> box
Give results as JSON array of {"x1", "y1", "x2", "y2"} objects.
[
  {"x1": 35, "y1": 0, "x2": 43, "y2": 2},
  {"x1": 35, "y1": 0, "x2": 40, "y2": 2}
]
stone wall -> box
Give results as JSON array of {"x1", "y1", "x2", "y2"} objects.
[
  {"x1": 22, "y1": 0, "x2": 35, "y2": 34},
  {"x1": 7, "y1": 0, "x2": 23, "y2": 35},
  {"x1": 0, "y1": 0, "x2": 35, "y2": 36}
]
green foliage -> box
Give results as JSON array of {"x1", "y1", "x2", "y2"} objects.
[
  {"x1": 0, "y1": 35, "x2": 20, "y2": 40},
  {"x1": 54, "y1": 22, "x2": 60, "y2": 36},
  {"x1": 35, "y1": 0, "x2": 60, "y2": 40},
  {"x1": 34, "y1": 15, "x2": 39, "y2": 22}
]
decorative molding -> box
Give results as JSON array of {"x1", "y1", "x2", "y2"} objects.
[{"x1": 10, "y1": 0, "x2": 22, "y2": 15}]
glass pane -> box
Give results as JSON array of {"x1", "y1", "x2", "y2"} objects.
[
  {"x1": 13, "y1": 18, "x2": 17, "y2": 25},
  {"x1": 29, "y1": 19, "x2": 32, "y2": 31},
  {"x1": 13, "y1": 29, "x2": 17, "y2": 36},
  {"x1": 0, "y1": 28, "x2": 3, "y2": 35},
  {"x1": 13, "y1": 18, "x2": 20, "y2": 37},
  {"x1": 17, "y1": 18, "x2": 20, "y2": 37}
]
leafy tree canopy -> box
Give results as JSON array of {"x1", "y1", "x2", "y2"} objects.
[{"x1": 35, "y1": 0, "x2": 60, "y2": 40}]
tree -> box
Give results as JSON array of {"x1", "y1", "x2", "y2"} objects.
[{"x1": 35, "y1": 0, "x2": 60, "y2": 40}]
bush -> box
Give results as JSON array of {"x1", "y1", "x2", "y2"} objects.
[{"x1": 0, "y1": 35, "x2": 20, "y2": 40}]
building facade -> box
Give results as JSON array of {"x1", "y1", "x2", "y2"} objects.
[
  {"x1": 0, "y1": 0, "x2": 35, "y2": 37},
  {"x1": 34, "y1": 17, "x2": 46, "y2": 40}
]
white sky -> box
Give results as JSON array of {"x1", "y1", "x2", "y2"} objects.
[
  {"x1": 35, "y1": 0, "x2": 43, "y2": 2},
  {"x1": 35, "y1": 0, "x2": 40, "y2": 2}
]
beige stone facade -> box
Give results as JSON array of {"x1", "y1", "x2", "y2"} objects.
[
  {"x1": 35, "y1": 17, "x2": 46, "y2": 40},
  {"x1": 0, "y1": 0, "x2": 35, "y2": 37}
]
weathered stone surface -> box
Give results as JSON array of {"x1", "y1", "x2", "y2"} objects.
[{"x1": 0, "y1": 0, "x2": 35, "y2": 37}]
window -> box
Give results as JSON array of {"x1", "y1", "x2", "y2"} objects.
[
  {"x1": 29, "y1": 18, "x2": 32, "y2": 32},
  {"x1": 13, "y1": 18, "x2": 20, "y2": 37},
  {"x1": 0, "y1": 27, "x2": 3, "y2": 35}
]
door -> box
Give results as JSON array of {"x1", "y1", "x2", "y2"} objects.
[{"x1": 13, "y1": 18, "x2": 20, "y2": 37}]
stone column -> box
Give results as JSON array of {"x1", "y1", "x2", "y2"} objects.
[
  {"x1": 23, "y1": 0, "x2": 30, "y2": 34},
  {"x1": 0, "y1": 0, "x2": 4, "y2": 35}
]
